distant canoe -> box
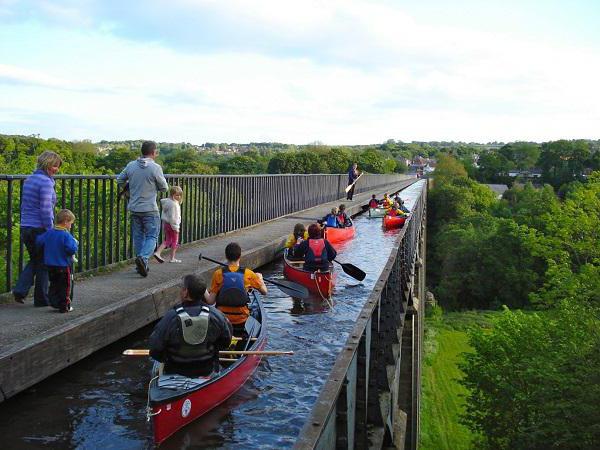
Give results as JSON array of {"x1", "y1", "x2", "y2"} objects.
[
  {"x1": 283, "y1": 249, "x2": 335, "y2": 297},
  {"x1": 324, "y1": 224, "x2": 355, "y2": 244},
  {"x1": 383, "y1": 215, "x2": 406, "y2": 229},
  {"x1": 367, "y1": 207, "x2": 387, "y2": 218}
]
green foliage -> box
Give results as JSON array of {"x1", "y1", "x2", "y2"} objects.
[
  {"x1": 161, "y1": 149, "x2": 219, "y2": 174},
  {"x1": 433, "y1": 154, "x2": 468, "y2": 186},
  {"x1": 460, "y1": 303, "x2": 600, "y2": 449},
  {"x1": 95, "y1": 146, "x2": 139, "y2": 173},
  {"x1": 434, "y1": 216, "x2": 551, "y2": 309},
  {"x1": 539, "y1": 140, "x2": 590, "y2": 188},
  {"x1": 357, "y1": 148, "x2": 396, "y2": 173}
]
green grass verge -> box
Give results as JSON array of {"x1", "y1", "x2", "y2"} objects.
[{"x1": 420, "y1": 310, "x2": 499, "y2": 450}]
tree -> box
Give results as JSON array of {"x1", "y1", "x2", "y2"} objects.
[
  {"x1": 433, "y1": 154, "x2": 467, "y2": 186},
  {"x1": 460, "y1": 302, "x2": 600, "y2": 449}
]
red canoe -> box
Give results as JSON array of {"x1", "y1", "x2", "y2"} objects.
[
  {"x1": 283, "y1": 250, "x2": 336, "y2": 297},
  {"x1": 147, "y1": 295, "x2": 266, "y2": 445},
  {"x1": 324, "y1": 224, "x2": 355, "y2": 244},
  {"x1": 383, "y1": 215, "x2": 406, "y2": 229}
]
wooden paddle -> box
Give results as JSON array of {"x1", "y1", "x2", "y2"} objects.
[
  {"x1": 123, "y1": 349, "x2": 293, "y2": 356},
  {"x1": 345, "y1": 172, "x2": 363, "y2": 193},
  {"x1": 198, "y1": 253, "x2": 310, "y2": 299},
  {"x1": 333, "y1": 259, "x2": 366, "y2": 281}
]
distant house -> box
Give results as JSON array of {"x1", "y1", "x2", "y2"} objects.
[{"x1": 507, "y1": 169, "x2": 543, "y2": 179}]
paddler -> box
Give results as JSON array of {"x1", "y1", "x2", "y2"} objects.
[
  {"x1": 148, "y1": 274, "x2": 232, "y2": 377},
  {"x1": 206, "y1": 242, "x2": 268, "y2": 335},
  {"x1": 387, "y1": 202, "x2": 406, "y2": 217},
  {"x1": 294, "y1": 223, "x2": 337, "y2": 272},
  {"x1": 368, "y1": 194, "x2": 379, "y2": 209},
  {"x1": 285, "y1": 223, "x2": 308, "y2": 260}
]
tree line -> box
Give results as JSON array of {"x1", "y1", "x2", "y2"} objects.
[{"x1": 428, "y1": 155, "x2": 600, "y2": 448}]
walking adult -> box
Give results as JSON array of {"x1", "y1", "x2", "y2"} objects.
[
  {"x1": 117, "y1": 141, "x2": 168, "y2": 277},
  {"x1": 13, "y1": 151, "x2": 62, "y2": 306},
  {"x1": 346, "y1": 162, "x2": 360, "y2": 201},
  {"x1": 149, "y1": 275, "x2": 232, "y2": 377}
]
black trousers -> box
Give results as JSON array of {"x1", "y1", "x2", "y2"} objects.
[
  {"x1": 47, "y1": 266, "x2": 73, "y2": 311},
  {"x1": 346, "y1": 182, "x2": 355, "y2": 200}
]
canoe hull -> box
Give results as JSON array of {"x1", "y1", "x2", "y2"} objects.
[
  {"x1": 149, "y1": 298, "x2": 266, "y2": 445},
  {"x1": 283, "y1": 252, "x2": 335, "y2": 296},
  {"x1": 324, "y1": 225, "x2": 355, "y2": 244},
  {"x1": 383, "y1": 215, "x2": 406, "y2": 229}
]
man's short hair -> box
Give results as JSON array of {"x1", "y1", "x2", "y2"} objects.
[
  {"x1": 141, "y1": 141, "x2": 157, "y2": 156},
  {"x1": 225, "y1": 242, "x2": 242, "y2": 261},
  {"x1": 56, "y1": 209, "x2": 75, "y2": 224},
  {"x1": 182, "y1": 275, "x2": 207, "y2": 301}
]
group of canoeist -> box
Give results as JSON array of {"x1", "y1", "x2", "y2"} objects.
[
  {"x1": 136, "y1": 194, "x2": 383, "y2": 443},
  {"x1": 369, "y1": 192, "x2": 410, "y2": 217}
]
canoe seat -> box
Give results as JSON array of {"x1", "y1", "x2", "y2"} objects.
[
  {"x1": 286, "y1": 260, "x2": 305, "y2": 265},
  {"x1": 157, "y1": 374, "x2": 211, "y2": 390}
]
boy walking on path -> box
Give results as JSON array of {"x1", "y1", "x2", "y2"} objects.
[
  {"x1": 36, "y1": 209, "x2": 78, "y2": 313},
  {"x1": 117, "y1": 141, "x2": 168, "y2": 277}
]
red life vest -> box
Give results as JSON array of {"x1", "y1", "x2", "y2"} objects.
[
  {"x1": 369, "y1": 199, "x2": 378, "y2": 208},
  {"x1": 337, "y1": 213, "x2": 346, "y2": 225},
  {"x1": 308, "y1": 239, "x2": 326, "y2": 263}
]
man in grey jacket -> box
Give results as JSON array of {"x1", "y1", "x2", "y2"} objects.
[{"x1": 117, "y1": 141, "x2": 168, "y2": 277}]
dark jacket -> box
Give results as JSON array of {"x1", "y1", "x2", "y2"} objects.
[
  {"x1": 149, "y1": 299, "x2": 233, "y2": 377},
  {"x1": 294, "y1": 238, "x2": 337, "y2": 271}
]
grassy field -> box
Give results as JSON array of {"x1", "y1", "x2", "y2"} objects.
[{"x1": 419, "y1": 310, "x2": 498, "y2": 450}]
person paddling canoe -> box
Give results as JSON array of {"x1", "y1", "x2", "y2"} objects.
[
  {"x1": 206, "y1": 242, "x2": 268, "y2": 336},
  {"x1": 293, "y1": 223, "x2": 337, "y2": 272},
  {"x1": 148, "y1": 275, "x2": 232, "y2": 377}
]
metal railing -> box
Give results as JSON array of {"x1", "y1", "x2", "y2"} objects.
[
  {"x1": 0, "y1": 173, "x2": 410, "y2": 294},
  {"x1": 294, "y1": 181, "x2": 427, "y2": 450}
]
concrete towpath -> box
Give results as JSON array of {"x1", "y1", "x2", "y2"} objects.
[{"x1": 0, "y1": 178, "x2": 416, "y2": 402}]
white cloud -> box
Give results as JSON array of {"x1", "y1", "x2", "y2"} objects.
[{"x1": 0, "y1": 1, "x2": 599, "y2": 143}]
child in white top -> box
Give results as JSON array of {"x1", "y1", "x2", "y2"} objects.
[{"x1": 154, "y1": 186, "x2": 183, "y2": 263}]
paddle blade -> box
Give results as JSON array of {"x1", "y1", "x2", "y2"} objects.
[
  {"x1": 336, "y1": 261, "x2": 366, "y2": 281},
  {"x1": 266, "y1": 278, "x2": 310, "y2": 299}
]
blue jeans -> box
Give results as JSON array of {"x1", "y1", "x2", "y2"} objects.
[
  {"x1": 131, "y1": 212, "x2": 160, "y2": 264},
  {"x1": 13, "y1": 227, "x2": 49, "y2": 305}
]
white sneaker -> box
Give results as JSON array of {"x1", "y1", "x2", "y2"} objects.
[{"x1": 169, "y1": 258, "x2": 182, "y2": 263}]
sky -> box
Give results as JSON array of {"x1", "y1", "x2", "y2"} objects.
[{"x1": 1, "y1": 0, "x2": 599, "y2": 145}]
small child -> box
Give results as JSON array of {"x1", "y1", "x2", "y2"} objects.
[
  {"x1": 285, "y1": 223, "x2": 308, "y2": 260},
  {"x1": 155, "y1": 186, "x2": 183, "y2": 263},
  {"x1": 338, "y1": 204, "x2": 352, "y2": 227},
  {"x1": 368, "y1": 194, "x2": 379, "y2": 208},
  {"x1": 322, "y1": 207, "x2": 340, "y2": 228},
  {"x1": 36, "y1": 209, "x2": 78, "y2": 313}
]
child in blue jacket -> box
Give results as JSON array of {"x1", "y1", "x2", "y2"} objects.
[{"x1": 36, "y1": 209, "x2": 78, "y2": 312}]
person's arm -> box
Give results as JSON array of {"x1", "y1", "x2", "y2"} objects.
[
  {"x1": 64, "y1": 234, "x2": 78, "y2": 256},
  {"x1": 206, "y1": 270, "x2": 221, "y2": 305},
  {"x1": 149, "y1": 312, "x2": 173, "y2": 362},
  {"x1": 116, "y1": 163, "x2": 129, "y2": 187},
  {"x1": 253, "y1": 272, "x2": 268, "y2": 295},
  {"x1": 294, "y1": 240, "x2": 308, "y2": 259},
  {"x1": 39, "y1": 179, "x2": 55, "y2": 230},
  {"x1": 155, "y1": 165, "x2": 169, "y2": 193},
  {"x1": 284, "y1": 234, "x2": 295, "y2": 249},
  {"x1": 326, "y1": 241, "x2": 337, "y2": 261},
  {"x1": 214, "y1": 310, "x2": 233, "y2": 349}
]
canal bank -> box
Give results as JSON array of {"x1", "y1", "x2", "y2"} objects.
[{"x1": 0, "y1": 179, "x2": 416, "y2": 403}]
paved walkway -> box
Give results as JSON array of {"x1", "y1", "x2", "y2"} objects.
[{"x1": 0, "y1": 179, "x2": 416, "y2": 401}]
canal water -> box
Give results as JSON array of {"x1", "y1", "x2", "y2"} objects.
[{"x1": 0, "y1": 182, "x2": 424, "y2": 449}]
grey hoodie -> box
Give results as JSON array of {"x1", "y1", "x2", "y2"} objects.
[{"x1": 117, "y1": 157, "x2": 168, "y2": 213}]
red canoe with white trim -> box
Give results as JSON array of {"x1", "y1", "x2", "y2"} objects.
[
  {"x1": 383, "y1": 215, "x2": 406, "y2": 229},
  {"x1": 324, "y1": 224, "x2": 355, "y2": 244},
  {"x1": 147, "y1": 295, "x2": 266, "y2": 445},
  {"x1": 283, "y1": 250, "x2": 336, "y2": 297}
]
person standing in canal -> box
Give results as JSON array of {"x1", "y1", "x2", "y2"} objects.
[
  {"x1": 13, "y1": 151, "x2": 62, "y2": 306},
  {"x1": 117, "y1": 141, "x2": 168, "y2": 277},
  {"x1": 346, "y1": 162, "x2": 360, "y2": 201}
]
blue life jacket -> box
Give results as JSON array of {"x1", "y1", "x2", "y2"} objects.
[
  {"x1": 325, "y1": 214, "x2": 338, "y2": 228},
  {"x1": 217, "y1": 266, "x2": 248, "y2": 307}
]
